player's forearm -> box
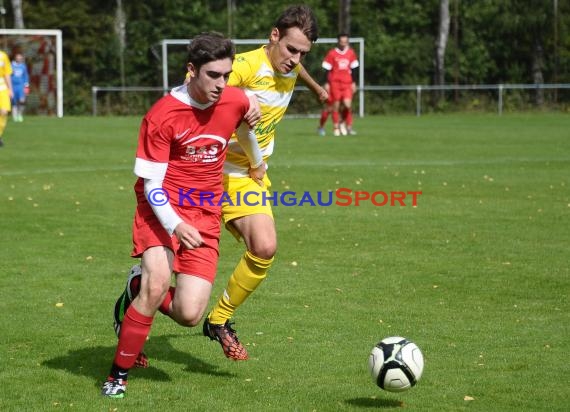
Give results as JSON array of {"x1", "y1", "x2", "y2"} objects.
[
  {"x1": 298, "y1": 65, "x2": 323, "y2": 96},
  {"x1": 4, "y1": 75, "x2": 12, "y2": 92},
  {"x1": 299, "y1": 65, "x2": 329, "y2": 103},
  {"x1": 143, "y1": 178, "x2": 183, "y2": 235},
  {"x1": 235, "y1": 122, "x2": 264, "y2": 169},
  {"x1": 134, "y1": 157, "x2": 183, "y2": 235}
]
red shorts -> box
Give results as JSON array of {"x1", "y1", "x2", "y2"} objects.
[
  {"x1": 329, "y1": 82, "x2": 354, "y2": 102},
  {"x1": 131, "y1": 201, "x2": 221, "y2": 284}
]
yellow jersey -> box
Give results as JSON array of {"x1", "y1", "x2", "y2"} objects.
[
  {"x1": 0, "y1": 51, "x2": 12, "y2": 91},
  {"x1": 224, "y1": 46, "x2": 300, "y2": 176}
]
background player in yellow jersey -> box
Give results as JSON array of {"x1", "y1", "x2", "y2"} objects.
[
  {"x1": 0, "y1": 50, "x2": 13, "y2": 147},
  {"x1": 201, "y1": 5, "x2": 322, "y2": 360}
]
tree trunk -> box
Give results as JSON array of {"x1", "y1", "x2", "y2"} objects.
[
  {"x1": 11, "y1": 0, "x2": 24, "y2": 28},
  {"x1": 227, "y1": 0, "x2": 236, "y2": 38},
  {"x1": 435, "y1": 0, "x2": 450, "y2": 102},
  {"x1": 115, "y1": 0, "x2": 126, "y2": 91},
  {"x1": 553, "y1": 0, "x2": 558, "y2": 102},
  {"x1": 453, "y1": 0, "x2": 459, "y2": 102},
  {"x1": 532, "y1": 39, "x2": 544, "y2": 106},
  {"x1": 338, "y1": 0, "x2": 351, "y2": 34}
]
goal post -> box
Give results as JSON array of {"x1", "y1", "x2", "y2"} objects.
[
  {"x1": 0, "y1": 29, "x2": 63, "y2": 117},
  {"x1": 159, "y1": 37, "x2": 365, "y2": 117}
]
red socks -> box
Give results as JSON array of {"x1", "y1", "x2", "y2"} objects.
[
  {"x1": 319, "y1": 109, "x2": 329, "y2": 127},
  {"x1": 113, "y1": 305, "x2": 153, "y2": 370},
  {"x1": 158, "y1": 286, "x2": 175, "y2": 315}
]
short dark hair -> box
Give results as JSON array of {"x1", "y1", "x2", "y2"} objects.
[
  {"x1": 337, "y1": 33, "x2": 349, "y2": 40},
  {"x1": 187, "y1": 32, "x2": 235, "y2": 72},
  {"x1": 274, "y1": 5, "x2": 319, "y2": 43}
]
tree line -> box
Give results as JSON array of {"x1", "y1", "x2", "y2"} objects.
[{"x1": 4, "y1": 0, "x2": 569, "y2": 114}]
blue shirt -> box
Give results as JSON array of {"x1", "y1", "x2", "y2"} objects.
[{"x1": 11, "y1": 61, "x2": 29, "y2": 88}]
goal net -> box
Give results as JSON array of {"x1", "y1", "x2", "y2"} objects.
[
  {"x1": 159, "y1": 37, "x2": 365, "y2": 117},
  {"x1": 0, "y1": 29, "x2": 63, "y2": 117}
]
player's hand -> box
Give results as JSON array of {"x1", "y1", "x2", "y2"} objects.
[
  {"x1": 317, "y1": 86, "x2": 329, "y2": 103},
  {"x1": 249, "y1": 162, "x2": 266, "y2": 187},
  {"x1": 173, "y1": 222, "x2": 204, "y2": 250},
  {"x1": 24, "y1": 85, "x2": 30, "y2": 95},
  {"x1": 352, "y1": 82, "x2": 357, "y2": 93},
  {"x1": 244, "y1": 94, "x2": 261, "y2": 127}
]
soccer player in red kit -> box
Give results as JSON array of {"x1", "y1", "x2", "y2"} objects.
[
  {"x1": 101, "y1": 32, "x2": 263, "y2": 398},
  {"x1": 320, "y1": 33, "x2": 359, "y2": 136}
]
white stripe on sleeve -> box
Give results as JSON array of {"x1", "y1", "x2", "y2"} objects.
[{"x1": 134, "y1": 157, "x2": 168, "y2": 180}]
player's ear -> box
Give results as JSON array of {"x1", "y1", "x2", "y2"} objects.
[
  {"x1": 187, "y1": 63, "x2": 196, "y2": 78},
  {"x1": 269, "y1": 28, "x2": 280, "y2": 43}
]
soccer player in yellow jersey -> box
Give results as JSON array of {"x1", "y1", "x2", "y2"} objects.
[
  {"x1": 0, "y1": 50, "x2": 13, "y2": 147},
  {"x1": 201, "y1": 5, "x2": 323, "y2": 360}
]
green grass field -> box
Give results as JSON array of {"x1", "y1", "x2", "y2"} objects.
[{"x1": 0, "y1": 113, "x2": 568, "y2": 411}]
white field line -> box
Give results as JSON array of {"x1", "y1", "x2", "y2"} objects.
[
  {"x1": 0, "y1": 165, "x2": 133, "y2": 177},
  {"x1": 271, "y1": 158, "x2": 570, "y2": 167},
  {"x1": 1, "y1": 157, "x2": 568, "y2": 177}
]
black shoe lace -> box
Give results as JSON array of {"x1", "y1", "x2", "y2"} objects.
[{"x1": 222, "y1": 321, "x2": 240, "y2": 342}]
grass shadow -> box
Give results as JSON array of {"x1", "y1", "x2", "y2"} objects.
[
  {"x1": 345, "y1": 397, "x2": 404, "y2": 408},
  {"x1": 42, "y1": 333, "x2": 235, "y2": 388}
]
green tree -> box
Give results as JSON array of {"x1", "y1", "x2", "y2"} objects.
[{"x1": 3, "y1": 0, "x2": 568, "y2": 114}]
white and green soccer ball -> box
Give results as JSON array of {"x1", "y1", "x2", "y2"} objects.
[{"x1": 368, "y1": 336, "x2": 424, "y2": 392}]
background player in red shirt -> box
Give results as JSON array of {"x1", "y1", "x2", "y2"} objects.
[
  {"x1": 319, "y1": 33, "x2": 359, "y2": 136},
  {"x1": 101, "y1": 32, "x2": 262, "y2": 398}
]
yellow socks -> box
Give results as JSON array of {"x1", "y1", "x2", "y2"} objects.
[
  {"x1": 208, "y1": 250, "x2": 273, "y2": 324},
  {"x1": 0, "y1": 114, "x2": 7, "y2": 137}
]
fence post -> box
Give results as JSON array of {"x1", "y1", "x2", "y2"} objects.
[
  {"x1": 416, "y1": 86, "x2": 422, "y2": 117},
  {"x1": 498, "y1": 84, "x2": 503, "y2": 115},
  {"x1": 92, "y1": 86, "x2": 98, "y2": 117}
]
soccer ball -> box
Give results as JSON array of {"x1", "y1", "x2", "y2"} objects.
[{"x1": 368, "y1": 336, "x2": 424, "y2": 392}]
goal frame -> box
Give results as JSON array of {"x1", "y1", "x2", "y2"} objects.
[
  {"x1": 0, "y1": 28, "x2": 63, "y2": 117},
  {"x1": 159, "y1": 37, "x2": 365, "y2": 117}
]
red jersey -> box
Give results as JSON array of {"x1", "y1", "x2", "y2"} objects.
[
  {"x1": 134, "y1": 85, "x2": 249, "y2": 214},
  {"x1": 322, "y1": 47, "x2": 359, "y2": 85}
]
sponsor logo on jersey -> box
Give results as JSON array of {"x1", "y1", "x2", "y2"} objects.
[
  {"x1": 253, "y1": 119, "x2": 277, "y2": 136},
  {"x1": 181, "y1": 134, "x2": 227, "y2": 163}
]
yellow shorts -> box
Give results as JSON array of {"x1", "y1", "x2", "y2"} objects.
[
  {"x1": 222, "y1": 174, "x2": 274, "y2": 240},
  {"x1": 0, "y1": 89, "x2": 11, "y2": 112}
]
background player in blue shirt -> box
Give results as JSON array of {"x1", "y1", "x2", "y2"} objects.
[{"x1": 11, "y1": 53, "x2": 29, "y2": 122}]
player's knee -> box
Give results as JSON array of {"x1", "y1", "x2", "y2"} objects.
[
  {"x1": 138, "y1": 269, "x2": 171, "y2": 306},
  {"x1": 136, "y1": 286, "x2": 168, "y2": 314},
  {"x1": 140, "y1": 281, "x2": 169, "y2": 306},
  {"x1": 176, "y1": 309, "x2": 203, "y2": 327},
  {"x1": 249, "y1": 241, "x2": 277, "y2": 260}
]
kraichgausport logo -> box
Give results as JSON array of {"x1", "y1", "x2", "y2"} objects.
[{"x1": 147, "y1": 188, "x2": 422, "y2": 207}]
